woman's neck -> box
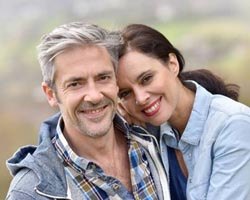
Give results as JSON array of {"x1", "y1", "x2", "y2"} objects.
[{"x1": 169, "y1": 83, "x2": 195, "y2": 135}]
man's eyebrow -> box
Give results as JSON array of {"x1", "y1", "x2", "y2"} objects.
[
  {"x1": 63, "y1": 77, "x2": 85, "y2": 84},
  {"x1": 97, "y1": 70, "x2": 114, "y2": 76},
  {"x1": 63, "y1": 70, "x2": 114, "y2": 83}
]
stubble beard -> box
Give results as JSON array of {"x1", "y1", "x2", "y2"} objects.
[
  {"x1": 75, "y1": 100, "x2": 117, "y2": 138},
  {"x1": 76, "y1": 110, "x2": 115, "y2": 138}
]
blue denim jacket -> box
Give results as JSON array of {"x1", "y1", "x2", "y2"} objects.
[
  {"x1": 160, "y1": 82, "x2": 250, "y2": 200},
  {"x1": 6, "y1": 113, "x2": 169, "y2": 200}
]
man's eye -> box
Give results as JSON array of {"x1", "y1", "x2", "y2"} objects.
[
  {"x1": 67, "y1": 82, "x2": 79, "y2": 88},
  {"x1": 99, "y1": 75, "x2": 111, "y2": 81},
  {"x1": 118, "y1": 90, "x2": 131, "y2": 99}
]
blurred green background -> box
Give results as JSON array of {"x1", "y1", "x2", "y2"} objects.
[{"x1": 1, "y1": 0, "x2": 250, "y2": 198}]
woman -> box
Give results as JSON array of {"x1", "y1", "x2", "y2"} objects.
[{"x1": 116, "y1": 24, "x2": 250, "y2": 200}]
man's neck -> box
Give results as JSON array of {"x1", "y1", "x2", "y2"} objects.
[
  {"x1": 63, "y1": 125, "x2": 117, "y2": 161},
  {"x1": 64, "y1": 126, "x2": 132, "y2": 191},
  {"x1": 98, "y1": 128, "x2": 132, "y2": 192}
]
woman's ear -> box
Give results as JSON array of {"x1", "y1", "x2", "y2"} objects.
[
  {"x1": 168, "y1": 53, "x2": 180, "y2": 76},
  {"x1": 41, "y1": 82, "x2": 58, "y2": 107}
]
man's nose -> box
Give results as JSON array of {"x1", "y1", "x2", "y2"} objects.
[{"x1": 83, "y1": 82, "x2": 104, "y2": 104}]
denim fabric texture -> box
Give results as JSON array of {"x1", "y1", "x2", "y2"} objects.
[
  {"x1": 160, "y1": 82, "x2": 250, "y2": 200},
  {"x1": 6, "y1": 114, "x2": 168, "y2": 200}
]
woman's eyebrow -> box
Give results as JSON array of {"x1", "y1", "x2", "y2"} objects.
[{"x1": 136, "y1": 70, "x2": 151, "y2": 81}]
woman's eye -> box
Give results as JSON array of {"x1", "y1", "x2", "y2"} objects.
[
  {"x1": 141, "y1": 75, "x2": 153, "y2": 84},
  {"x1": 118, "y1": 90, "x2": 131, "y2": 99}
]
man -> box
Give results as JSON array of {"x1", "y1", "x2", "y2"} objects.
[{"x1": 6, "y1": 22, "x2": 170, "y2": 199}]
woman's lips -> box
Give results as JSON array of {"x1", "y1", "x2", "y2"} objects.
[{"x1": 142, "y1": 97, "x2": 161, "y2": 117}]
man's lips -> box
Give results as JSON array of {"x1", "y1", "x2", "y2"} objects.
[
  {"x1": 83, "y1": 106, "x2": 106, "y2": 114},
  {"x1": 79, "y1": 105, "x2": 108, "y2": 118},
  {"x1": 142, "y1": 97, "x2": 161, "y2": 117}
]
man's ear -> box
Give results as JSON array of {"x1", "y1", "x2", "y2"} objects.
[
  {"x1": 41, "y1": 82, "x2": 58, "y2": 107},
  {"x1": 168, "y1": 53, "x2": 180, "y2": 76}
]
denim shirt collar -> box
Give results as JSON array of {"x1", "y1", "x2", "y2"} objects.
[{"x1": 160, "y1": 81, "x2": 213, "y2": 148}]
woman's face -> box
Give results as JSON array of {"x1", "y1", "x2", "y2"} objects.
[{"x1": 117, "y1": 51, "x2": 181, "y2": 126}]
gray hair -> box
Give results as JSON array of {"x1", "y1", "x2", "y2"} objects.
[{"x1": 37, "y1": 22, "x2": 122, "y2": 87}]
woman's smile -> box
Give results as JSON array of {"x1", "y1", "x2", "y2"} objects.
[{"x1": 142, "y1": 97, "x2": 161, "y2": 117}]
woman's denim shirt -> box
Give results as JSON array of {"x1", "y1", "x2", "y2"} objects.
[{"x1": 160, "y1": 82, "x2": 250, "y2": 200}]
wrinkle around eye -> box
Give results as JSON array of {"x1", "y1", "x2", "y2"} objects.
[
  {"x1": 66, "y1": 81, "x2": 83, "y2": 90},
  {"x1": 97, "y1": 75, "x2": 112, "y2": 82}
]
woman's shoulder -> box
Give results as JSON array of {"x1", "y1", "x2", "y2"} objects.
[{"x1": 210, "y1": 94, "x2": 250, "y2": 117}]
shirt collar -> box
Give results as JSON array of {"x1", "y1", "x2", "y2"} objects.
[
  {"x1": 54, "y1": 114, "x2": 132, "y2": 171},
  {"x1": 161, "y1": 81, "x2": 213, "y2": 147},
  {"x1": 54, "y1": 114, "x2": 159, "y2": 199},
  {"x1": 113, "y1": 113, "x2": 132, "y2": 140},
  {"x1": 55, "y1": 116, "x2": 90, "y2": 171}
]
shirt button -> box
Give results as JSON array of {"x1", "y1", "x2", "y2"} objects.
[{"x1": 112, "y1": 183, "x2": 120, "y2": 190}]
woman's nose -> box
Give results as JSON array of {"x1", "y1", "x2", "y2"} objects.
[{"x1": 134, "y1": 89, "x2": 149, "y2": 106}]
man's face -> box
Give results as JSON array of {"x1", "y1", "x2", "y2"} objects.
[{"x1": 44, "y1": 45, "x2": 119, "y2": 138}]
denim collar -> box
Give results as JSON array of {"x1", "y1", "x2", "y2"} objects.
[{"x1": 160, "y1": 81, "x2": 213, "y2": 149}]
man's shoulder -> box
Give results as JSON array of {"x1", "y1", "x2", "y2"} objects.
[{"x1": 6, "y1": 168, "x2": 43, "y2": 200}]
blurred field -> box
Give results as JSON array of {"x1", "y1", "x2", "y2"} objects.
[{"x1": 156, "y1": 19, "x2": 250, "y2": 104}]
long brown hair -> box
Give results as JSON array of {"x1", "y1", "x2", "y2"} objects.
[{"x1": 119, "y1": 24, "x2": 240, "y2": 101}]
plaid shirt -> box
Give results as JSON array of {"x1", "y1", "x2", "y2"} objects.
[{"x1": 52, "y1": 115, "x2": 158, "y2": 200}]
